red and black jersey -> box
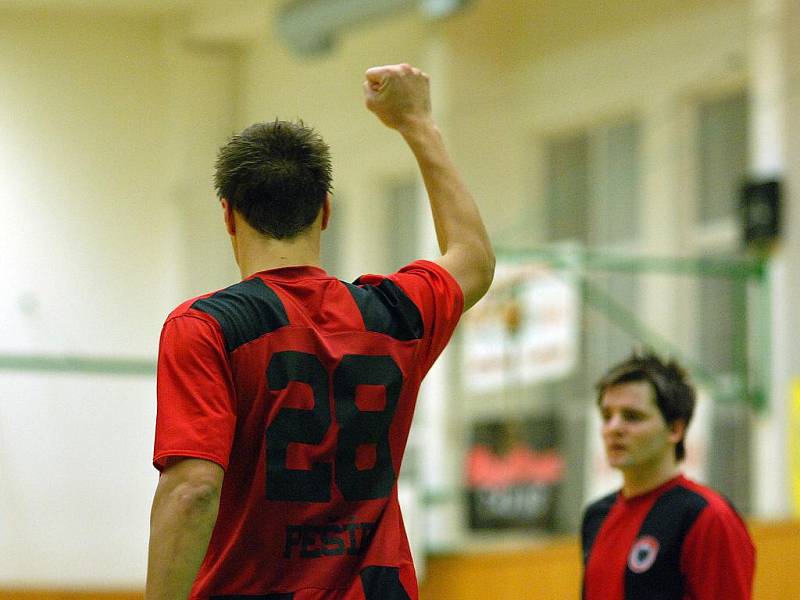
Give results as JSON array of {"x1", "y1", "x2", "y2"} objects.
[
  {"x1": 581, "y1": 475, "x2": 755, "y2": 600},
  {"x1": 153, "y1": 260, "x2": 463, "y2": 600}
]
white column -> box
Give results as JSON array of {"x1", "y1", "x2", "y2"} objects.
[
  {"x1": 638, "y1": 99, "x2": 685, "y2": 339},
  {"x1": 781, "y1": 0, "x2": 800, "y2": 519},
  {"x1": 748, "y1": 0, "x2": 796, "y2": 518},
  {"x1": 412, "y1": 37, "x2": 463, "y2": 553}
]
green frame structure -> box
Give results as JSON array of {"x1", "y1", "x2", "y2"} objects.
[{"x1": 496, "y1": 246, "x2": 770, "y2": 411}]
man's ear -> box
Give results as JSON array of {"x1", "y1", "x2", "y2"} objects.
[
  {"x1": 221, "y1": 199, "x2": 236, "y2": 236},
  {"x1": 321, "y1": 194, "x2": 332, "y2": 231},
  {"x1": 668, "y1": 419, "x2": 687, "y2": 445}
]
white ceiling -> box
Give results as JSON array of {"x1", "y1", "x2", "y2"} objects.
[
  {"x1": 0, "y1": 0, "x2": 742, "y2": 18},
  {"x1": 0, "y1": 0, "x2": 279, "y2": 46},
  {"x1": 0, "y1": 0, "x2": 743, "y2": 54},
  {"x1": 0, "y1": 0, "x2": 196, "y2": 15}
]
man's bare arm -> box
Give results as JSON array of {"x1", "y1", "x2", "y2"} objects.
[
  {"x1": 364, "y1": 63, "x2": 495, "y2": 311},
  {"x1": 145, "y1": 458, "x2": 223, "y2": 600}
]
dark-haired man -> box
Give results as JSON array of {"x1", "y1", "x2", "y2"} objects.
[
  {"x1": 145, "y1": 64, "x2": 494, "y2": 600},
  {"x1": 581, "y1": 352, "x2": 755, "y2": 600}
]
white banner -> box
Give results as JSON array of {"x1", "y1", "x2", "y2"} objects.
[{"x1": 462, "y1": 262, "x2": 579, "y2": 393}]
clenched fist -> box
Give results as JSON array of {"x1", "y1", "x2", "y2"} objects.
[{"x1": 364, "y1": 63, "x2": 432, "y2": 131}]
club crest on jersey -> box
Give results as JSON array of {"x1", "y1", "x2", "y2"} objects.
[{"x1": 628, "y1": 535, "x2": 660, "y2": 573}]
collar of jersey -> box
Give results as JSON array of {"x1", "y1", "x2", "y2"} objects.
[
  {"x1": 620, "y1": 474, "x2": 685, "y2": 504},
  {"x1": 247, "y1": 264, "x2": 330, "y2": 281}
]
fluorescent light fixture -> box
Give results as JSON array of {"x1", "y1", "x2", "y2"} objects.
[{"x1": 276, "y1": 0, "x2": 473, "y2": 56}]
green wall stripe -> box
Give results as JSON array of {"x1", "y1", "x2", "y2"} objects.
[
  {"x1": 496, "y1": 247, "x2": 767, "y2": 280},
  {"x1": 0, "y1": 354, "x2": 156, "y2": 376}
]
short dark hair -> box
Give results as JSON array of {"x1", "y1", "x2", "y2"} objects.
[
  {"x1": 214, "y1": 120, "x2": 333, "y2": 239},
  {"x1": 596, "y1": 351, "x2": 696, "y2": 461}
]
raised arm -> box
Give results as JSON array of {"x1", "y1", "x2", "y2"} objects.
[{"x1": 364, "y1": 63, "x2": 495, "y2": 311}]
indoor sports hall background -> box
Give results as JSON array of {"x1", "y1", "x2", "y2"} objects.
[{"x1": 1, "y1": 0, "x2": 799, "y2": 598}]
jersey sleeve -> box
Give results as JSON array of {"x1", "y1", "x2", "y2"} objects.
[
  {"x1": 153, "y1": 313, "x2": 237, "y2": 472},
  {"x1": 680, "y1": 503, "x2": 755, "y2": 599},
  {"x1": 390, "y1": 259, "x2": 464, "y2": 372}
]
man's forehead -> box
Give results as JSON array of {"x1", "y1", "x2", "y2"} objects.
[{"x1": 600, "y1": 380, "x2": 657, "y2": 408}]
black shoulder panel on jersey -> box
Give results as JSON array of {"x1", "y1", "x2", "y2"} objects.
[
  {"x1": 191, "y1": 278, "x2": 289, "y2": 352},
  {"x1": 581, "y1": 491, "x2": 617, "y2": 565},
  {"x1": 624, "y1": 484, "x2": 709, "y2": 600},
  {"x1": 345, "y1": 278, "x2": 424, "y2": 341},
  {"x1": 360, "y1": 566, "x2": 412, "y2": 600}
]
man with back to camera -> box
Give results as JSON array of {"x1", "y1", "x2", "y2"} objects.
[
  {"x1": 144, "y1": 64, "x2": 494, "y2": 600},
  {"x1": 581, "y1": 351, "x2": 755, "y2": 600}
]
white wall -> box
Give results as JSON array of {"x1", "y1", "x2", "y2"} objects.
[
  {"x1": 0, "y1": 10, "x2": 172, "y2": 357},
  {"x1": 0, "y1": 8, "x2": 236, "y2": 587}
]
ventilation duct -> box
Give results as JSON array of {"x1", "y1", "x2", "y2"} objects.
[{"x1": 276, "y1": 0, "x2": 473, "y2": 57}]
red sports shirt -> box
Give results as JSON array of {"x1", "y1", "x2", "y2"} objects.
[
  {"x1": 154, "y1": 260, "x2": 462, "y2": 600},
  {"x1": 581, "y1": 475, "x2": 755, "y2": 600}
]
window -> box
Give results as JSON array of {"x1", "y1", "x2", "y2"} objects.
[
  {"x1": 541, "y1": 118, "x2": 642, "y2": 530},
  {"x1": 692, "y1": 90, "x2": 751, "y2": 513},
  {"x1": 694, "y1": 92, "x2": 750, "y2": 375},
  {"x1": 321, "y1": 194, "x2": 345, "y2": 277},
  {"x1": 544, "y1": 118, "x2": 643, "y2": 383},
  {"x1": 545, "y1": 133, "x2": 590, "y2": 244},
  {"x1": 544, "y1": 120, "x2": 641, "y2": 248},
  {"x1": 385, "y1": 179, "x2": 421, "y2": 269},
  {"x1": 697, "y1": 93, "x2": 750, "y2": 224}
]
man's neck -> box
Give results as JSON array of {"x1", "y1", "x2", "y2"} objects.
[
  {"x1": 621, "y1": 459, "x2": 680, "y2": 499},
  {"x1": 233, "y1": 228, "x2": 321, "y2": 280}
]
